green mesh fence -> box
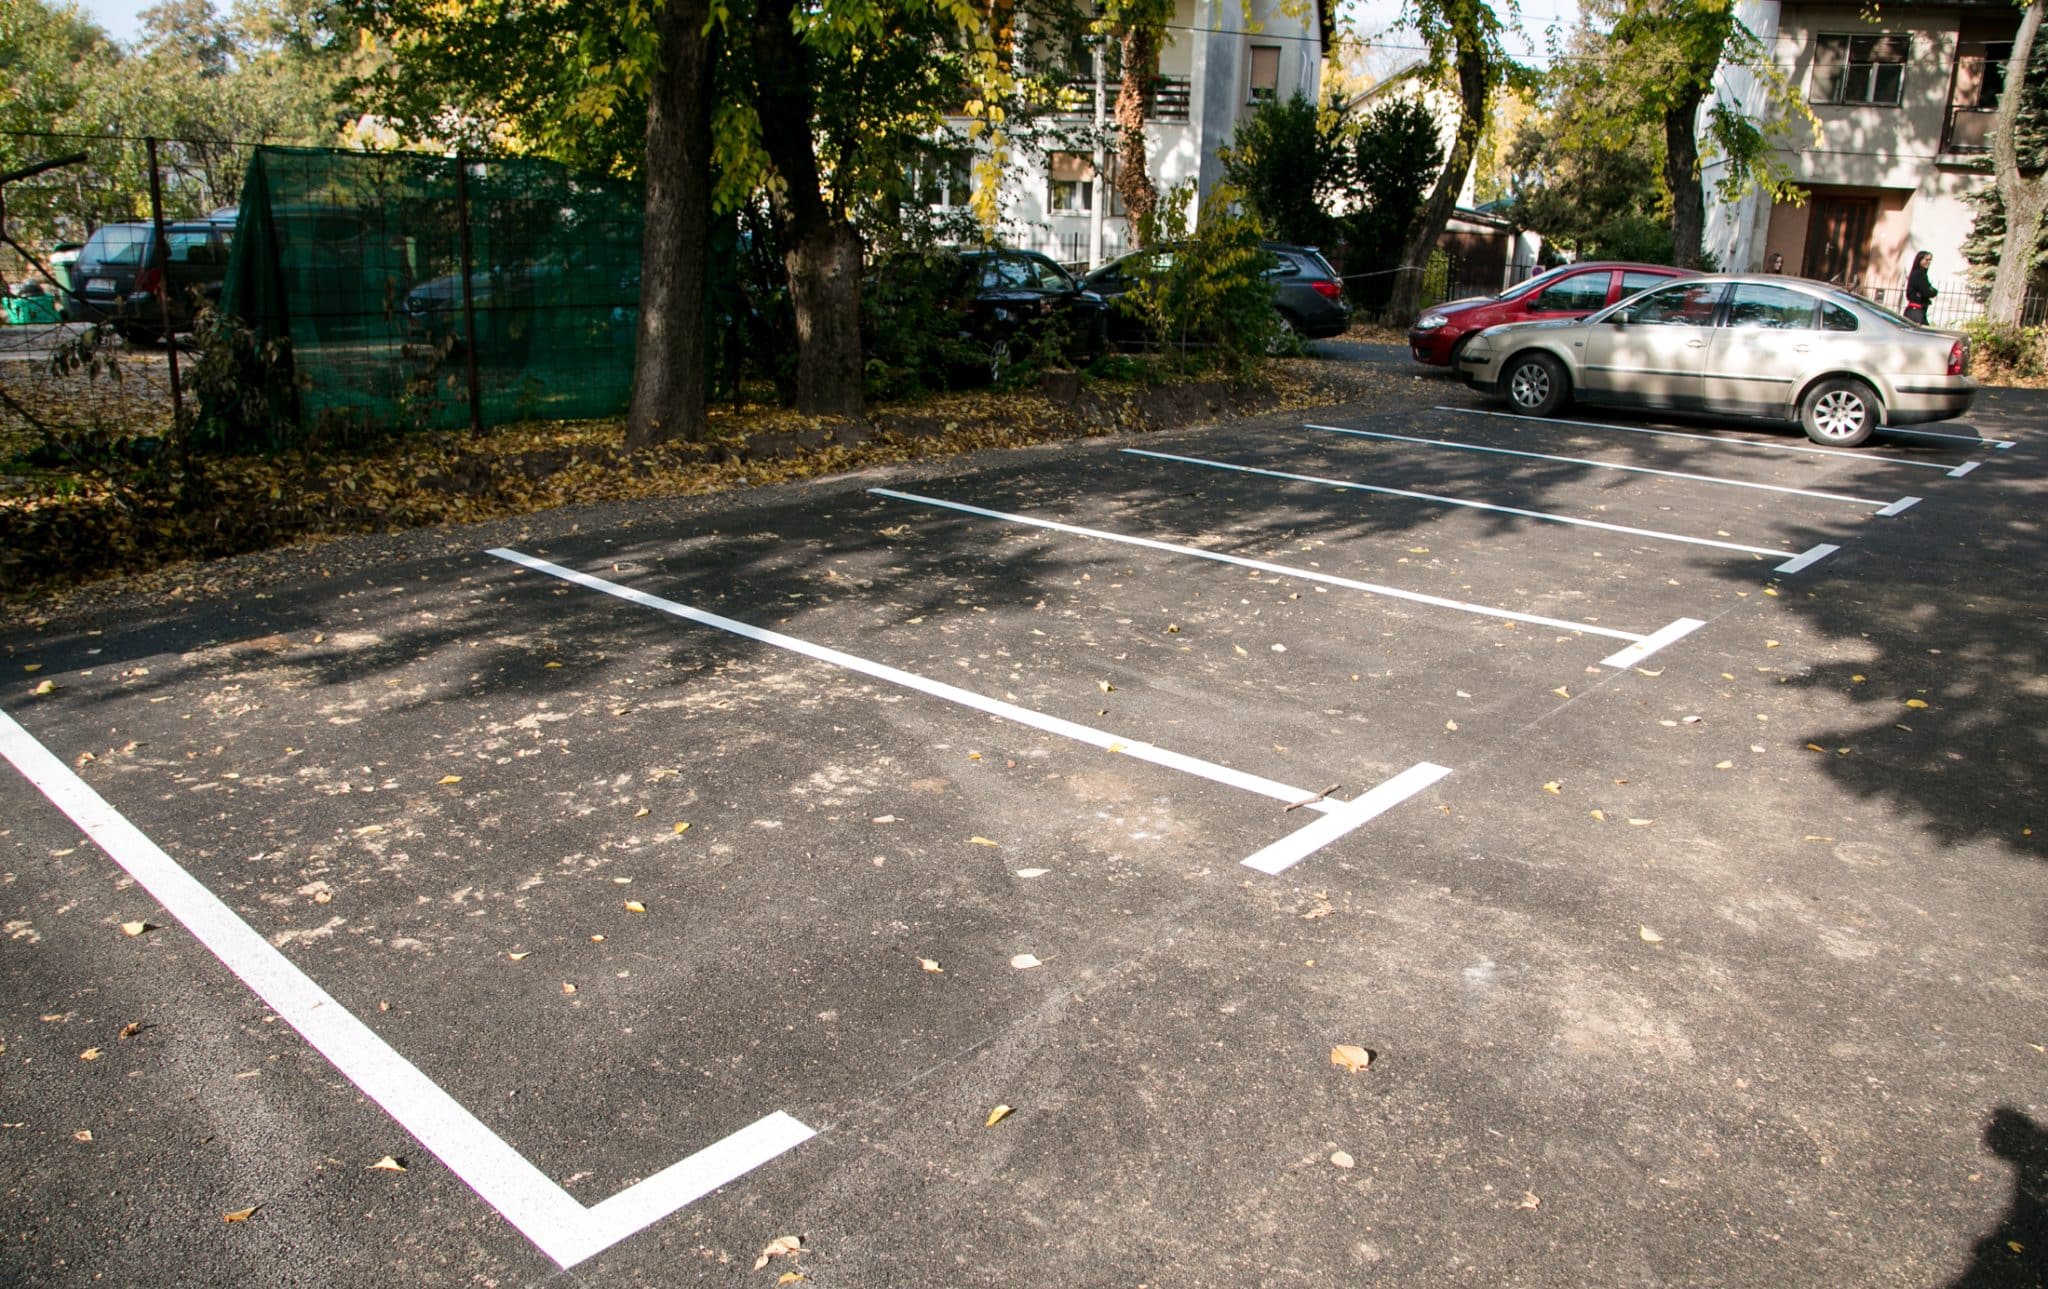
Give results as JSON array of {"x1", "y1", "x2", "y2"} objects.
[{"x1": 220, "y1": 145, "x2": 642, "y2": 441}]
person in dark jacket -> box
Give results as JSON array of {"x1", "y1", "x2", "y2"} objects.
[{"x1": 1904, "y1": 251, "x2": 1937, "y2": 324}]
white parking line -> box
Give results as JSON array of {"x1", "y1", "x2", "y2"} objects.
[
  {"x1": 0, "y1": 707, "x2": 813, "y2": 1270},
  {"x1": 867, "y1": 489, "x2": 1705, "y2": 668},
  {"x1": 488, "y1": 548, "x2": 1447, "y2": 869},
  {"x1": 1302, "y1": 422, "x2": 1906, "y2": 505},
  {"x1": 1240, "y1": 763, "x2": 1453, "y2": 874},
  {"x1": 1123, "y1": 447, "x2": 1838, "y2": 574},
  {"x1": 1438, "y1": 405, "x2": 2011, "y2": 466}
]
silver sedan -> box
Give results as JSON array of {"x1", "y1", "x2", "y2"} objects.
[{"x1": 1455, "y1": 274, "x2": 1977, "y2": 446}]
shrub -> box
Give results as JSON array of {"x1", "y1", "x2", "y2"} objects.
[
  {"x1": 1118, "y1": 184, "x2": 1280, "y2": 378},
  {"x1": 1964, "y1": 319, "x2": 2046, "y2": 378}
]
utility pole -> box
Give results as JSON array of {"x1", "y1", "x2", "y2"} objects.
[{"x1": 1090, "y1": 37, "x2": 1107, "y2": 269}]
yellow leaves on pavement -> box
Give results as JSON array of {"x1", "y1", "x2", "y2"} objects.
[
  {"x1": 23, "y1": 663, "x2": 41, "y2": 673},
  {"x1": 1542, "y1": 782, "x2": 1561, "y2": 795},
  {"x1": 1009, "y1": 953, "x2": 1042, "y2": 970},
  {"x1": 31, "y1": 680, "x2": 56, "y2": 695},
  {"x1": 984, "y1": 1104, "x2": 1013, "y2": 1127},
  {"x1": 969, "y1": 836, "x2": 999, "y2": 848},
  {"x1": 120, "y1": 921, "x2": 153, "y2": 937},
  {"x1": 753, "y1": 1236, "x2": 803, "y2": 1270},
  {"x1": 368, "y1": 1156, "x2": 406, "y2": 1172},
  {"x1": 1589, "y1": 810, "x2": 1606, "y2": 822},
  {"x1": 507, "y1": 951, "x2": 530, "y2": 961},
  {"x1": 1906, "y1": 698, "x2": 1929, "y2": 709},
  {"x1": 624, "y1": 901, "x2": 646, "y2": 913},
  {"x1": 672, "y1": 822, "x2": 691, "y2": 834},
  {"x1": 1552, "y1": 687, "x2": 1570, "y2": 699},
  {"x1": 221, "y1": 1206, "x2": 259, "y2": 1223},
  {"x1": 1097, "y1": 680, "x2": 1114, "y2": 693},
  {"x1": 1330, "y1": 1044, "x2": 1374, "y2": 1073},
  {"x1": 560, "y1": 982, "x2": 577, "y2": 995},
  {"x1": 436, "y1": 775, "x2": 462, "y2": 785},
  {"x1": 1639, "y1": 926, "x2": 1665, "y2": 943},
  {"x1": 79, "y1": 1047, "x2": 101, "y2": 1061},
  {"x1": 919, "y1": 958, "x2": 943, "y2": 973}
]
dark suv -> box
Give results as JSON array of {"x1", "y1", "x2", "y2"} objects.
[
  {"x1": 1080, "y1": 240, "x2": 1352, "y2": 348},
  {"x1": 63, "y1": 217, "x2": 236, "y2": 342}
]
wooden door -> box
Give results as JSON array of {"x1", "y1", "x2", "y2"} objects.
[{"x1": 1802, "y1": 196, "x2": 1878, "y2": 287}]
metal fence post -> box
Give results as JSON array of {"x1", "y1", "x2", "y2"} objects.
[
  {"x1": 145, "y1": 136, "x2": 183, "y2": 426},
  {"x1": 452, "y1": 155, "x2": 484, "y2": 436}
]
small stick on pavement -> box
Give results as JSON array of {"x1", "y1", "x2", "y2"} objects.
[{"x1": 1286, "y1": 784, "x2": 1341, "y2": 811}]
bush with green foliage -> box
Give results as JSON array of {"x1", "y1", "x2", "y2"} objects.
[
  {"x1": 1219, "y1": 92, "x2": 1345, "y2": 248},
  {"x1": 1343, "y1": 98, "x2": 1446, "y2": 312},
  {"x1": 1117, "y1": 184, "x2": 1280, "y2": 378},
  {"x1": 1964, "y1": 318, "x2": 2045, "y2": 377}
]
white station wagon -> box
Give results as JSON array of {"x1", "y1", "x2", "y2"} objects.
[{"x1": 1456, "y1": 274, "x2": 1977, "y2": 447}]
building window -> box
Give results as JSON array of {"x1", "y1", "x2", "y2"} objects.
[
  {"x1": 1247, "y1": 45, "x2": 1281, "y2": 103},
  {"x1": 1049, "y1": 152, "x2": 1095, "y2": 213},
  {"x1": 910, "y1": 152, "x2": 971, "y2": 210},
  {"x1": 1812, "y1": 33, "x2": 1909, "y2": 106}
]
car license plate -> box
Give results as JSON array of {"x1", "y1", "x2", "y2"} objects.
[{"x1": 87, "y1": 277, "x2": 113, "y2": 293}]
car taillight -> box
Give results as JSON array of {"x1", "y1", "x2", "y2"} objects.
[
  {"x1": 135, "y1": 267, "x2": 163, "y2": 295},
  {"x1": 1948, "y1": 339, "x2": 1966, "y2": 376},
  {"x1": 1311, "y1": 280, "x2": 1344, "y2": 301}
]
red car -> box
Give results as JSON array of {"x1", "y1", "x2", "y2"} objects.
[{"x1": 1407, "y1": 261, "x2": 1687, "y2": 367}]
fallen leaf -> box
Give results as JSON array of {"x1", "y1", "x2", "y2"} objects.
[
  {"x1": 1639, "y1": 925, "x2": 1664, "y2": 943},
  {"x1": 589, "y1": 934, "x2": 605, "y2": 943},
  {"x1": 919, "y1": 958, "x2": 943, "y2": 973},
  {"x1": 871, "y1": 814, "x2": 897, "y2": 824},
  {"x1": 968, "y1": 751, "x2": 982, "y2": 761},
  {"x1": 120, "y1": 921, "x2": 152, "y2": 937},
  {"x1": 1715, "y1": 760, "x2": 1734, "y2": 770},
  {"x1": 352, "y1": 824, "x2": 384, "y2": 836},
  {"x1": 1636, "y1": 668, "x2": 1664, "y2": 677},
  {"x1": 1590, "y1": 809, "x2": 1606, "y2": 822},
  {"x1": 1097, "y1": 680, "x2": 1114, "y2": 692},
  {"x1": 118, "y1": 1023, "x2": 142, "y2": 1039},
  {"x1": 544, "y1": 661, "x2": 562, "y2": 669},
  {"x1": 969, "y1": 836, "x2": 999, "y2": 847},
  {"x1": 1518, "y1": 1191, "x2": 1541, "y2": 1210},
  {"x1": 1014, "y1": 868, "x2": 1048, "y2": 878},
  {"x1": 672, "y1": 822, "x2": 691, "y2": 834},
  {"x1": 560, "y1": 982, "x2": 577, "y2": 995},
  {"x1": 754, "y1": 1236, "x2": 804, "y2": 1271},
  {"x1": 779, "y1": 1274, "x2": 807, "y2": 1285},
  {"x1": 23, "y1": 663, "x2": 42, "y2": 673},
  {"x1": 1233, "y1": 644, "x2": 1249, "y2": 657},
  {"x1": 1806, "y1": 743, "x2": 1826, "y2": 753},
  {"x1": 1765, "y1": 640, "x2": 1781, "y2": 649},
  {"x1": 1906, "y1": 698, "x2": 1929, "y2": 709},
  {"x1": 437, "y1": 775, "x2": 462, "y2": 785},
  {"x1": 1542, "y1": 781, "x2": 1561, "y2": 795},
  {"x1": 1330, "y1": 1044, "x2": 1374, "y2": 1073},
  {"x1": 1331, "y1": 1150, "x2": 1355, "y2": 1169},
  {"x1": 508, "y1": 951, "x2": 530, "y2": 961},
  {"x1": 74, "y1": 1130, "x2": 93, "y2": 1142},
  {"x1": 1552, "y1": 687, "x2": 1571, "y2": 698},
  {"x1": 1445, "y1": 719, "x2": 1459, "y2": 731},
  {"x1": 984, "y1": 1104, "x2": 1013, "y2": 1127},
  {"x1": 624, "y1": 901, "x2": 646, "y2": 913},
  {"x1": 1628, "y1": 818, "x2": 1654, "y2": 827},
  {"x1": 368, "y1": 1156, "x2": 406, "y2": 1172},
  {"x1": 221, "y1": 1206, "x2": 258, "y2": 1223},
  {"x1": 1852, "y1": 674, "x2": 1866, "y2": 683},
  {"x1": 633, "y1": 807, "x2": 649, "y2": 818},
  {"x1": 32, "y1": 679, "x2": 56, "y2": 695},
  {"x1": 79, "y1": 1047, "x2": 101, "y2": 1061},
  {"x1": 1009, "y1": 953, "x2": 1042, "y2": 970}
]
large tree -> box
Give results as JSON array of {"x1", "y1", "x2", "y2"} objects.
[
  {"x1": 1986, "y1": 0, "x2": 2048, "y2": 324},
  {"x1": 1387, "y1": 0, "x2": 1524, "y2": 323},
  {"x1": 1098, "y1": 0, "x2": 1170, "y2": 240}
]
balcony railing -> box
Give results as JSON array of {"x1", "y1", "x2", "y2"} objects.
[{"x1": 1051, "y1": 73, "x2": 1191, "y2": 123}]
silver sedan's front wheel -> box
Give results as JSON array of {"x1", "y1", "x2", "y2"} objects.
[
  {"x1": 1504, "y1": 352, "x2": 1567, "y2": 417},
  {"x1": 1800, "y1": 377, "x2": 1876, "y2": 447}
]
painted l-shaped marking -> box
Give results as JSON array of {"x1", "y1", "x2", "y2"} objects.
[{"x1": 0, "y1": 707, "x2": 814, "y2": 1270}]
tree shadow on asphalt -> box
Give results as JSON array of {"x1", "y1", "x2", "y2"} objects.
[
  {"x1": 6, "y1": 384, "x2": 2042, "y2": 865},
  {"x1": 1949, "y1": 1106, "x2": 2048, "y2": 1288}
]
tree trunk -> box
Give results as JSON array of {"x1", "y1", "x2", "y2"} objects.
[
  {"x1": 625, "y1": 0, "x2": 718, "y2": 448},
  {"x1": 1664, "y1": 90, "x2": 1707, "y2": 269},
  {"x1": 1114, "y1": 25, "x2": 1159, "y2": 241},
  {"x1": 785, "y1": 222, "x2": 865, "y2": 415},
  {"x1": 753, "y1": 0, "x2": 864, "y2": 415},
  {"x1": 1988, "y1": 0, "x2": 2047, "y2": 326},
  {"x1": 1388, "y1": 37, "x2": 1487, "y2": 324}
]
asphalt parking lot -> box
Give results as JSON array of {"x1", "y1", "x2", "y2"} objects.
[{"x1": 4, "y1": 358, "x2": 2044, "y2": 1286}]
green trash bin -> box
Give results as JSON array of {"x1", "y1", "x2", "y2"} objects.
[{"x1": 4, "y1": 294, "x2": 62, "y2": 324}]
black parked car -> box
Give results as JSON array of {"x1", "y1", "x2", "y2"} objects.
[
  {"x1": 953, "y1": 248, "x2": 1109, "y2": 377},
  {"x1": 63, "y1": 216, "x2": 236, "y2": 342},
  {"x1": 1080, "y1": 240, "x2": 1352, "y2": 349}
]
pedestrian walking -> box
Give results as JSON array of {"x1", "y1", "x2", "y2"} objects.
[{"x1": 1904, "y1": 251, "x2": 1937, "y2": 325}]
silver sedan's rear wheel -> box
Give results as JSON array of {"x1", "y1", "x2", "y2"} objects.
[
  {"x1": 1800, "y1": 377, "x2": 1877, "y2": 447},
  {"x1": 1503, "y1": 351, "x2": 1568, "y2": 417}
]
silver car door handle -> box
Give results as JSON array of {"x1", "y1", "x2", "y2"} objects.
[
  {"x1": 1793, "y1": 343, "x2": 1810, "y2": 353},
  {"x1": 1688, "y1": 339, "x2": 1705, "y2": 348}
]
